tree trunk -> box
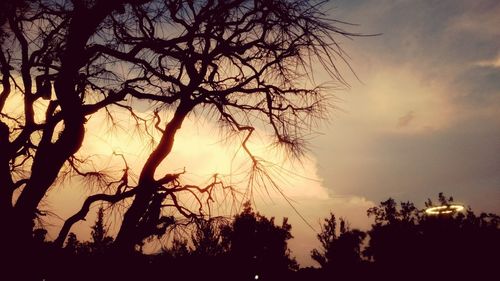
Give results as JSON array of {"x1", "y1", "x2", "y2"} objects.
[
  {"x1": 0, "y1": 122, "x2": 15, "y2": 265},
  {"x1": 12, "y1": 0, "x2": 126, "y2": 251},
  {"x1": 114, "y1": 101, "x2": 193, "y2": 251}
]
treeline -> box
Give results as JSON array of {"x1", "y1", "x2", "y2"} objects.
[{"x1": 30, "y1": 193, "x2": 499, "y2": 280}]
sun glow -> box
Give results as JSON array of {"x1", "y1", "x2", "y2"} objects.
[
  {"x1": 81, "y1": 107, "x2": 330, "y2": 202},
  {"x1": 39, "y1": 104, "x2": 375, "y2": 269}
]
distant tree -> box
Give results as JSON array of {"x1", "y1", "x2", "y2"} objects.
[
  {"x1": 221, "y1": 202, "x2": 298, "y2": 279},
  {"x1": 64, "y1": 232, "x2": 81, "y2": 254},
  {"x1": 367, "y1": 198, "x2": 420, "y2": 226},
  {"x1": 61, "y1": 207, "x2": 113, "y2": 258},
  {"x1": 33, "y1": 228, "x2": 48, "y2": 244},
  {"x1": 365, "y1": 193, "x2": 500, "y2": 280},
  {"x1": 311, "y1": 213, "x2": 366, "y2": 278},
  {"x1": 424, "y1": 192, "x2": 454, "y2": 209},
  {"x1": 419, "y1": 194, "x2": 500, "y2": 280},
  {"x1": 364, "y1": 198, "x2": 422, "y2": 277},
  {"x1": 190, "y1": 217, "x2": 227, "y2": 257},
  {"x1": 311, "y1": 213, "x2": 336, "y2": 268},
  {"x1": 162, "y1": 237, "x2": 190, "y2": 259},
  {"x1": 89, "y1": 207, "x2": 114, "y2": 254}
]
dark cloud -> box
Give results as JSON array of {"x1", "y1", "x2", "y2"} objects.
[
  {"x1": 452, "y1": 66, "x2": 500, "y2": 108},
  {"x1": 313, "y1": 0, "x2": 500, "y2": 214},
  {"x1": 334, "y1": 0, "x2": 500, "y2": 67},
  {"x1": 318, "y1": 115, "x2": 500, "y2": 212}
]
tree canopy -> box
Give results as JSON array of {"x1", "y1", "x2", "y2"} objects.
[{"x1": 311, "y1": 213, "x2": 366, "y2": 277}]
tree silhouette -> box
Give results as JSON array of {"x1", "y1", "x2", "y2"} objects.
[
  {"x1": 418, "y1": 194, "x2": 499, "y2": 280},
  {"x1": 13, "y1": 192, "x2": 498, "y2": 280},
  {"x1": 163, "y1": 237, "x2": 191, "y2": 259},
  {"x1": 132, "y1": 205, "x2": 297, "y2": 280},
  {"x1": 89, "y1": 207, "x2": 114, "y2": 254},
  {"x1": 364, "y1": 194, "x2": 500, "y2": 280},
  {"x1": 0, "y1": 2, "x2": 356, "y2": 271},
  {"x1": 364, "y1": 198, "x2": 424, "y2": 279},
  {"x1": 108, "y1": 0, "x2": 356, "y2": 254},
  {"x1": 190, "y1": 217, "x2": 227, "y2": 257},
  {"x1": 222, "y1": 201, "x2": 298, "y2": 279},
  {"x1": 64, "y1": 232, "x2": 81, "y2": 255},
  {"x1": 311, "y1": 213, "x2": 366, "y2": 279}
]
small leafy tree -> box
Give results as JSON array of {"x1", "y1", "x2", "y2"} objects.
[
  {"x1": 221, "y1": 202, "x2": 298, "y2": 279},
  {"x1": 64, "y1": 232, "x2": 81, "y2": 255},
  {"x1": 89, "y1": 207, "x2": 113, "y2": 254},
  {"x1": 364, "y1": 198, "x2": 421, "y2": 270},
  {"x1": 163, "y1": 237, "x2": 190, "y2": 259},
  {"x1": 33, "y1": 228, "x2": 48, "y2": 244},
  {"x1": 190, "y1": 217, "x2": 227, "y2": 257},
  {"x1": 312, "y1": 213, "x2": 366, "y2": 276}
]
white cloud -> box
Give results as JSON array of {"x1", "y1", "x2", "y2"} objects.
[
  {"x1": 41, "y1": 106, "x2": 374, "y2": 267},
  {"x1": 475, "y1": 54, "x2": 500, "y2": 68}
]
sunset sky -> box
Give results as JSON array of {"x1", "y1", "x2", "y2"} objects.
[{"x1": 42, "y1": 0, "x2": 500, "y2": 267}]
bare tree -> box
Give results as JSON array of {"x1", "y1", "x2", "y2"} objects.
[
  {"x1": 108, "y1": 0, "x2": 356, "y2": 253},
  {"x1": 0, "y1": 0, "x2": 356, "y2": 262}
]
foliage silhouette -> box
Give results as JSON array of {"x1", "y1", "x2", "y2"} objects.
[
  {"x1": 303, "y1": 193, "x2": 499, "y2": 281},
  {"x1": 13, "y1": 193, "x2": 499, "y2": 281},
  {"x1": 221, "y1": 201, "x2": 298, "y2": 279},
  {"x1": 190, "y1": 217, "x2": 227, "y2": 257},
  {"x1": 89, "y1": 207, "x2": 114, "y2": 253},
  {"x1": 311, "y1": 213, "x2": 367, "y2": 279},
  {"x1": 364, "y1": 193, "x2": 499, "y2": 280}
]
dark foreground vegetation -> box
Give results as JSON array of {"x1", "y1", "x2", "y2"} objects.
[{"x1": 27, "y1": 193, "x2": 499, "y2": 281}]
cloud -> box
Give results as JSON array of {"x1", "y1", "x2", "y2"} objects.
[
  {"x1": 475, "y1": 54, "x2": 500, "y2": 69},
  {"x1": 336, "y1": 0, "x2": 500, "y2": 75},
  {"x1": 41, "y1": 106, "x2": 374, "y2": 267},
  {"x1": 312, "y1": 0, "x2": 500, "y2": 218},
  {"x1": 446, "y1": 1, "x2": 500, "y2": 38},
  {"x1": 397, "y1": 110, "x2": 415, "y2": 128}
]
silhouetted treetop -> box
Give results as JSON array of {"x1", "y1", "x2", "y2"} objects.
[
  {"x1": 312, "y1": 213, "x2": 366, "y2": 279},
  {"x1": 363, "y1": 193, "x2": 499, "y2": 280},
  {"x1": 190, "y1": 217, "x2": 227, "y2": 257},
  {"x1": 222, "y1": 201, "x2": 298, "y2": 278}
]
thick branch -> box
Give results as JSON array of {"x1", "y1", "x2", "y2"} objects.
[
  {"x1": 54, "y1": 188, "x2": 137, "y2": 248},
  {"x1": 0, "y1": 50, "x2": 11, "y2": 112}
]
